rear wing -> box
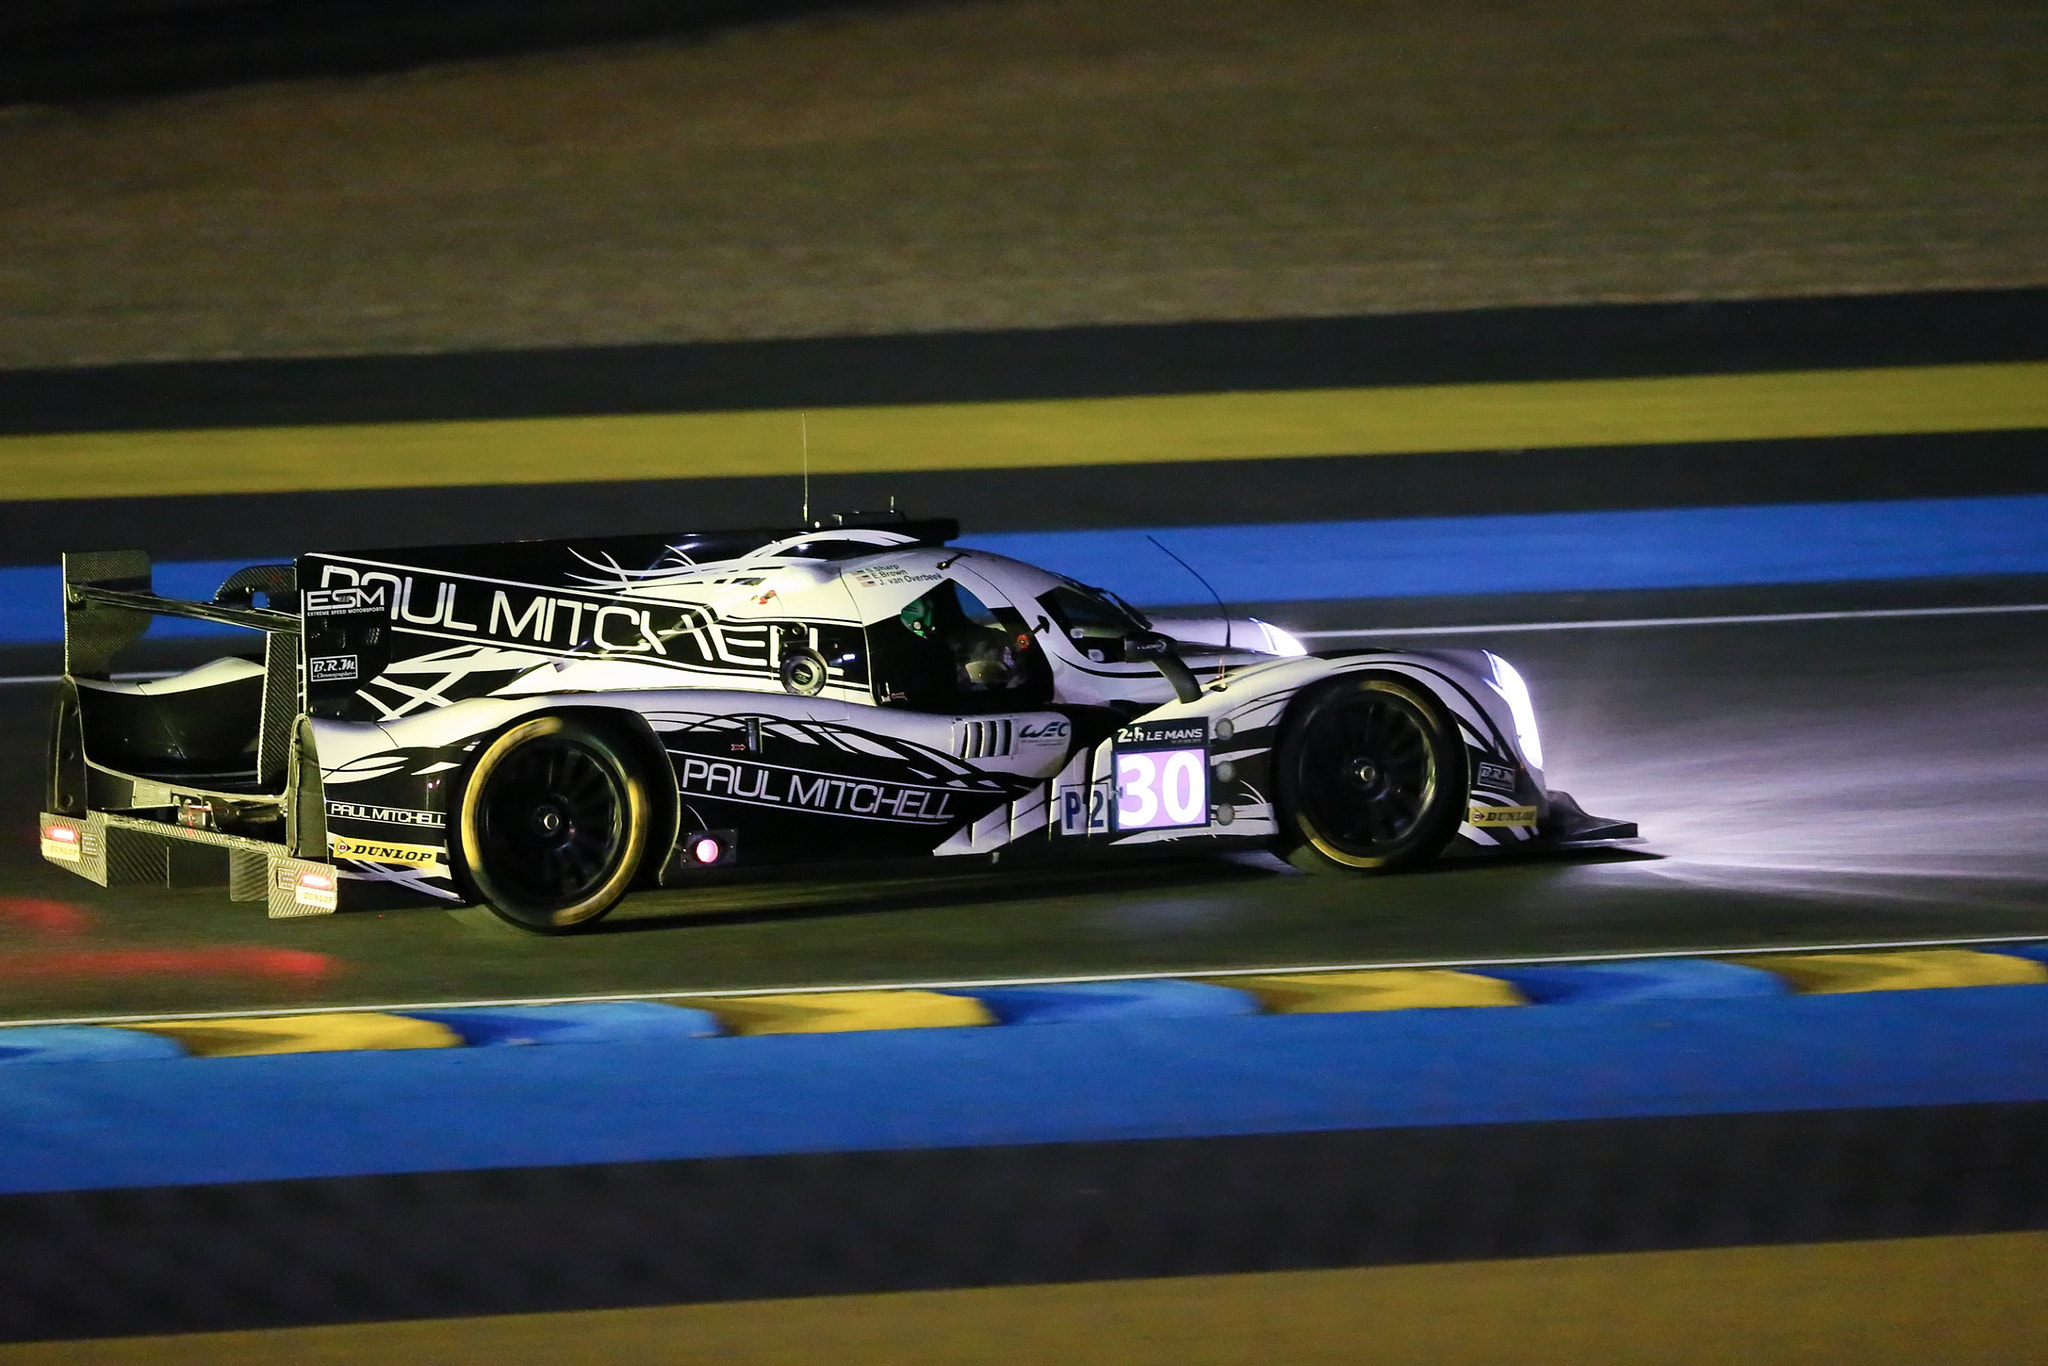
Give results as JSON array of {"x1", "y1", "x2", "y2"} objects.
[{"x1": 61, "y1": 549, "x2": 303, "y2": 790}]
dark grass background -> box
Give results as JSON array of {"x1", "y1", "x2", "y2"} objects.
[{"x1": 0, "y1": 0, "x2": 885, "y2": 104}]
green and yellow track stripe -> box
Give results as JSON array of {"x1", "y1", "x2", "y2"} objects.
[
  {"x1": 8, "y1": 1229, "x2": 2040, "y2": 1366},
  {"x1": 2, "y1": 361, "x2": 2044, "y2": 502}
]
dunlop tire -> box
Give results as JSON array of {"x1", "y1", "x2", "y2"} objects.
[
  {"x1": 455, "y1": 715, "x2": 649, "y2": 933},
  {"x1": 1274, "y1": 675, "x2": 1466, "y2": 874}
]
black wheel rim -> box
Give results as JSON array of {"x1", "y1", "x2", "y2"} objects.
[
  {"x1": 474, "y1": 735, "x2": 628, "y2": 910},
  {"x1": 1297, "y1": 691, "x2": 1436, "y2": 855}
]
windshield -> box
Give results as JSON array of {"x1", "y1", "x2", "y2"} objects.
[{"x1": 1038, "y1": 582, "x2": 1151, "y2": 662}]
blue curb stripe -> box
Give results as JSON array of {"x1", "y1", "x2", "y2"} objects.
[
  {"x1": 0, "y1": 559, "x2": 249, "y2": 645},
  {"x1": 0, "y1": 1025, "x2": 189, "y2": 1064},
  {"x1": 5, "y1": 987, "x2": 2048, "y2": 1195},
  {"x1": 945, "y1": 978, "x2": 1263, "y2": 1025},
  {"x1": 961, "y1": 494, "x2": 2048, "y2": 606},
  {"x1": 397, "y1": 1001, "x2": 724, "y2": 1047},
  {"x1": 1472, "y1": 959, "x2": 1789, "y2": 1004},
  {"x1": 4, "y1": 946, "x2": 2044, "y2": 1060}
]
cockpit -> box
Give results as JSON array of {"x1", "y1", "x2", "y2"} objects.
[{"x1": 870, "y1": 578, "x2": 1052, "y2": 710}]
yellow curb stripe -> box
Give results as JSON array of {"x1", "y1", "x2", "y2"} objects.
[
  {"x1": 2, "y1": 361, "x2": 2043, "y2": 502},
  {"x1": 7, "y1": 1229, "x2": 2041, "y2": 1366},
  {"x1": 127, "y1": 1013, "x2": 462, "y2": 1057},
  {"x1": 34, "y1": 946, "x2": 2048, "y2": 1054},
  {"x1": 1231, "y1": 969, "x2": 1526, "y2": 1012},
  {"x1": 1723, "y1": 949, "x2": 2048, "y2": 994},
  {"x1": 665, "y1": 990, "x2": 996, "y2": 1036}
]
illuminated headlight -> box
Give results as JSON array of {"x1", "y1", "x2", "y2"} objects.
[
  {"x1": 1251, "y1": 619, "x2": 1309, "y2": 657},
  {"x1": 1484, "y1": 652, "x2": 1544, "y2": 772}
]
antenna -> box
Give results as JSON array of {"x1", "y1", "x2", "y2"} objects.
[
  {"x1": 1145, "y1": 535, "x2": 1232, "y2": 680},
  {"x1": 800, "y1": 412, "x2": 812, "y2": 527}
]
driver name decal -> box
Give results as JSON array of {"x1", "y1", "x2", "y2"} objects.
[{"x1": 847, "y1": 564, "x2": 942, "y2": 589}]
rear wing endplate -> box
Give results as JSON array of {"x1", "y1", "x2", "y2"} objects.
[{"x1": 61, "y1": 549, "x2": 303, "y2": 789}]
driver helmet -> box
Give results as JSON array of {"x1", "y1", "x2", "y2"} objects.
[{"x1": 900, "y1": 595, "x2": 938, "y2": 639}]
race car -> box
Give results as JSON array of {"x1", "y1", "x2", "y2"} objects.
[{"x1": 39, "y1": 518, "x2": 1633, "y2": 931}]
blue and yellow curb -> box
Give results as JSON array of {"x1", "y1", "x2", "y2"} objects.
[{"x1": 5, "y1": 945, "x2": 2045, "y2": 1065}]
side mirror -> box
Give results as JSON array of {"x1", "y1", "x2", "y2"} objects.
[
  {"x1": 1128, "y1": 631, "x2": 1201, "y2": 704},
  {"x1": 1124, "y1": 631, "x2": 1172, "y2": 660}
]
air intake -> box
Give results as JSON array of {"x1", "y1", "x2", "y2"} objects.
[{"x1": 954, "y1": 719, "x2": 1013, "y2": 760}]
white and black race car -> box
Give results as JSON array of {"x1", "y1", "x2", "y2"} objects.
[{"x1": 40, "y1": 518, "x2": 1632, "y2": 931}]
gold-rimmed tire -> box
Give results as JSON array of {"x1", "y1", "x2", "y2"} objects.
[
  {"x1": 455, "y1": 715, "x2": 650, "y2": 932},
  {"x1": 1275, "y1": 676, "x2": 1467, "y2": 874}
]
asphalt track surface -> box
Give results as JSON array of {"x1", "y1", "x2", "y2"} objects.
[{"x1": 5, "y1": 599, "x2": 2046, "y2": 1023}]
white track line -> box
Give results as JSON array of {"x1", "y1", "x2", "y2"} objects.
[
  {"x1": 6, "y1": 931, "x2": 2043, "y2": 1029},
  {"x1": 1299, "y1": 600, "x2": 2048, "y2": 639}
]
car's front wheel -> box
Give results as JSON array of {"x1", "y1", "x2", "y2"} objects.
[
  {"x1": 1275, "y1": 675, "x2": 1466, "y2": 874},
  {"x1": 456, "y1": 715, "x2": 649, "y2": 932}
]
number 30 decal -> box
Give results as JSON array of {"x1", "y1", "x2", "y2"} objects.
[{"x1": 1116, "y1": 748, "x2": 1208, "y2": 830}]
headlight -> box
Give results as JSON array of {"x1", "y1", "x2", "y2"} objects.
[
  {"x1": 1484, "y1": 652, "x2": 1544, "y2": 771},
  {"x1": 1251, "y1": 619, "x2": 1309, "y2": 656}
]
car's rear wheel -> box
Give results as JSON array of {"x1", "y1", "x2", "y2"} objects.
[
  {"x1": 456, "y1": 715, "x2": 649, "y2": 932},
  {"x1": 1276, "y1": 676, "x2": 1466, "y2": 874}
]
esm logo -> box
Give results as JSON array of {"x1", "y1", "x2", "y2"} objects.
[{"x1": 303, "y1": 585, "x2": 390, "y2": 616}]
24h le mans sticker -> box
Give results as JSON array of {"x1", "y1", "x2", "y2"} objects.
[{"x1": 1113, "y1": 718, "x2": 1209, "y2": 831}]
